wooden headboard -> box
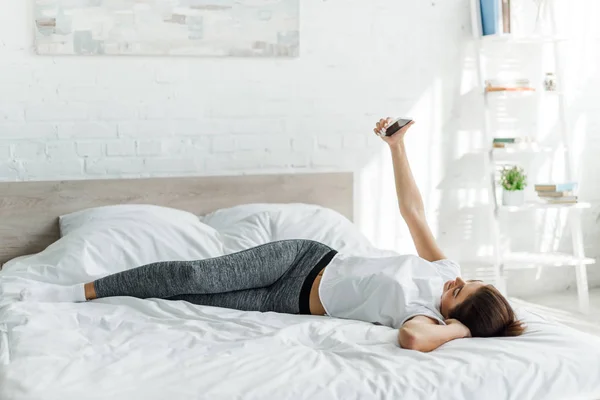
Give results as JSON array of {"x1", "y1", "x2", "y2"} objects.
[{"x1": 0, "y1": 173, "x2": 353, "y2": 265}]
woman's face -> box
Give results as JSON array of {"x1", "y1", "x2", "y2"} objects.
[{"x1": 440, "y1": 277, "x2": 485, "y2": 319}]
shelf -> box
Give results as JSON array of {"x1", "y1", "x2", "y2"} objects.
[
  {"x1": 470, "y1": 145, "x2": 556, "y2": 155},
  {"x1": 538, "y1": 90, "x2": 565, "y2": 96},
  {"x1": 502, "y1": 252, "x2": 596, "y2": 269},
  {"x1": 492, "y1": 144, "x2": 554, "y2": 154},
  {"x1": 463, "y1": 252, "x2": 596, "y2": 270},
  {"x1": 467, "y1": 252, "x2": 596, "y2": 269},
  {"x1": 498, "y1": 201, "x2": 591, "y2": 212},
  {"x1": 484, "y1": 90, "x2": 566, "y2": 98},
  {"x1": 478, "y1": 34, "x2": 570, "y2": 44}
]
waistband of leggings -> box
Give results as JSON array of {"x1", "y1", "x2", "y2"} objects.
[{"x1": 299, "y1": 249, "x2": 338, "y2": 315}]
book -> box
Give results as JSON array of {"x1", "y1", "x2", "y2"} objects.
[
  {"x1": 492, "y1": 137, "x2": 534, "y2": 148},
  {"x1": 502, "y1": 0, "x2": 511, "y2": 34},
  {"x1": 542, "y1": 197, "x2": 578, "y2": 204},
  {"x1": 485, "y1": 86, "x2": 535, "y2": 92},
  {"x1": 493, "y1": 142, "x2": 523, "y2": 148},
  {"x1": 535, "y1": 183, "x2": 578, "y2": 192},
  {"x1": 480, "y1": 0, "x2": 501, "y2": 36},
  {"x1": 486, "y1": 79, "x2": 530, "y2": 87},
  {"x1": 537, "y1": 191, "x2": 574, "y2": 198},
  {"x1": 484, "y1": 79, "x2": 534, "y2": 92},
  {"x1": 485, "y1": 78, "x2": 531, "y2": 87},
  {"x1": 493, "y1": 138, "x2": 520, "y2": 143}
]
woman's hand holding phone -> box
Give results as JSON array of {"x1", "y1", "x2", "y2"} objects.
[{"x1": 373, "y1": 117, "x2": 415, "y2": 147}]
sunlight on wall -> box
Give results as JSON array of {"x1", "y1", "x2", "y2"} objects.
[
  {"x1": 422, "y1": 77, "x2": 444, "y2": 238},
  {"x1": 355, "y1": 77, "x2": 445, "y2": 254},
  {"x1": 571, "y1": 115, "x2": 588, "y2": 189},
  {"x1": 355, "y1": 144, "x2": 404, "y2": 252}
]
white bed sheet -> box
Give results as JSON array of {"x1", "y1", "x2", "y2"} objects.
[{"x1": 1, "y1": 205, "x2": 600, "y2": 400}]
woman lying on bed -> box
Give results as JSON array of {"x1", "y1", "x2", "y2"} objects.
[{"x1": 22, "y1": 117, "x2": 525, "y2": 352}]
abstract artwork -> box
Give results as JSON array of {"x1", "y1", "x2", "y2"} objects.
[{"x1": 34, "y1": 0, "x2": 299, "y2": 57}]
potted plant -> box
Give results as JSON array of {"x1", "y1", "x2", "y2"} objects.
[{"x1": 500, "y1": 166, "x2": 527, "y2": 206}]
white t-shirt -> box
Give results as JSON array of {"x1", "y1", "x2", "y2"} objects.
[{"x1": 318, "y1": 253, "x2": 461, "y2": 329}]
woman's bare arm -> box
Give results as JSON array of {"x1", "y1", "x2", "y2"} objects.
[
  {"x1": 374, "y1": 118, "x2": 446, "y2": 262},
  {"x1": 399, "y1": 316, "x2": 470, "y2": 352}
]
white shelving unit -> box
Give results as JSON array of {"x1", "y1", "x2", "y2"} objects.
[
  {"x1": 499, "y1": 201, "x2": 591, "y2": 212},
  {"x1": 471, "y1": 8, "x2": 594, "y2": 313},
  {"x1": 480, "y1": 34, "x2": 569, "y2": 44}
]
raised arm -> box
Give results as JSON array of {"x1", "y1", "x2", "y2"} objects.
[
  {"x1": 399, "y1": 316, "x2": 471, "y2": 352},
  {"x1": 373, "y1": 118, "x2": 445, "y2": 262}
]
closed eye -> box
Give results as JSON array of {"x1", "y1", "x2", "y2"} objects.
[{"x1": 453, "y1": 280, "x2": 482, "y2": 298}]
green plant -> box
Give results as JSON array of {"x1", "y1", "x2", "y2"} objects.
[{"x1": 500, "y1": 166, "x2": 527, "y2": 191}]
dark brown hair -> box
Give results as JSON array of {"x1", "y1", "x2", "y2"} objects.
[{"x1": 449, "y1": 285, "x2": 526, "y2": 338}]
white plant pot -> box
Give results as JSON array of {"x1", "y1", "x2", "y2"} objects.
[{"x1": 502, "y1": 190, "x2": 525, "y2": 206}]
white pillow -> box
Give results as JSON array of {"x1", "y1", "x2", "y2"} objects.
[
  {"x1": 201, "y1": 203, "x2": 327, "y2": 231},
  {"x1": 3, "y1": 205, "x2": 225, "y2": 284},
  {"x1": 59, "y1": 204, "x2": 201, "y2": 237},
  {"x1": 216, "y1": 207, "x2": 397, "y2": 257}
]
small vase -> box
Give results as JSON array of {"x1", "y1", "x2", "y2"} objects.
[
  {"x1": 502, "y1": 190, "x2": 525, "y2": 206},
  {"x1": 544, "y1": 72, "x2": 557, "y2": 91}
]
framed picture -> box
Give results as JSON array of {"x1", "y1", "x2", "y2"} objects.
[{"x1": 34, "y1": 0, "x2": 300, "y2": 57}]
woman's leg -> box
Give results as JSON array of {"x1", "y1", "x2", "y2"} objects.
[
  {"x1": 167, "y1": 241, "x2": 336, "y2": 314},
  {"x1": 94, "y1": 240, "x2": 318, "y2": 299},
  {"x1": 166, "y1": 288, "x2": 272, "y2": 312},
  {"x1": 22, "y1": 239, "x2": 335, "y2": 314},
  {"x1": 91, "y1": 240, "x2": 311, "y2": 300},
  {"x1": 26, "y1": 240, "x2": 310, "y2": 303}
]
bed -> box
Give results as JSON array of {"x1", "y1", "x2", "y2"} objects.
[{"x1": 1, "y1": 173, "x2": 599, "y2": 400}]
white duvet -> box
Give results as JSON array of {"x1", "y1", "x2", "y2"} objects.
[{"x1": 1, "y1": 204, "x2": 600, "y2": 400}]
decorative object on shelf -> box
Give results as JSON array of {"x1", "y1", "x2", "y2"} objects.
[
  {"x1": 485, "y1": 79, "x2": 535, "y2": 92},
  {"x1": 543, "y1": 72, "x2": 557, "y2": 91},
  {"x1": 535, "y1": 182, "x2": 578, "y2": 204},
  {"x1": 33, "y1": 0, "x2": 300, "y2": 57},
  {"x1": 500, "y1": 166, "x2": 527, "y2": 206}
]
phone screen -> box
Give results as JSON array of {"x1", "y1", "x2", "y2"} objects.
[{"x1": 385, "y1": 119, "x2": 412, "y2": 136}]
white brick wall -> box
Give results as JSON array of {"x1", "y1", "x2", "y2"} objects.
[
  {"x1": 0, "y1": 144, "x2": 11, "y2": 159},
  {"x1": 136, "y1": 140, "x2": 163, "y2": 156},
  {"x1": 106, "y1": 140, "x2": 136, "y2": 157},
  {"x1": 26, "y1": 103, "x2": 89, "y2": 121},
  {"x1": 2, "y1": 123, "x2": 57, "y2": 139},
  {"x1": 58, "y1": 122, "x2": 118, "y2": 139},
  {"x1": 0, "y1": 0, "x2": 599, "y2": 293},
  {"x1": 13, "y1": 142, "x2": 45, "y2": 160},
  {"x1": 76, "y1": 142, "x2": 103, "y2": 158}
]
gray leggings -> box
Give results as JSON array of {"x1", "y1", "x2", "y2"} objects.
[{"x1": 94, "y1": 240, "x2": 337, "y2": 315}]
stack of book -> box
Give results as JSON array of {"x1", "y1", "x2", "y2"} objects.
[
  {"x1": 535, "y1": 182, "x2": 578, "y2": 204},
  {"x1": 485, "y1": 79, "x2": 535, "y2": 93},
  {"x1": 492, "y1": 137, "x2": 534, "y2": 149},
  {"x1": 471, "y1": 0, "x2": 512, "y2": 37}
]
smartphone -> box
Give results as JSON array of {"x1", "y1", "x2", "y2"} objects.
[{"x1": 384, "y1": 118, "x2": 413, "y2": 137}]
